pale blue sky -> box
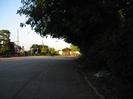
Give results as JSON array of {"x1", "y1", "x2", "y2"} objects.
[{"x1": 0, "y1": 0, "x2": 70, "y2": 50}]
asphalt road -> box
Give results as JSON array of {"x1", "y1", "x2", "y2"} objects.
[{"x1": 0, "y1": 56, "x2": 99, "y2": 99}]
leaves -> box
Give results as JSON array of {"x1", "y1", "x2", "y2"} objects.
[{"x1": 18, "y1": 1, "x2": 133, "y2": 88}]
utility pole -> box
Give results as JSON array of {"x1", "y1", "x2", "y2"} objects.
[
  {"x1": 16, "y1": 29, "x2": 19, "y2": 45},
  {"x1": 42, "y1": 39, "x2": 44, "y2": 45}
]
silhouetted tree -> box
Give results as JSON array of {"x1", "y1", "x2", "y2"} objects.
[{"x1": 18, "y1": 1, "x2": 133, "y2": 98}]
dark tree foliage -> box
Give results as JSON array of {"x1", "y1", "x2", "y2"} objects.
[
  {"x1": 62, "y1": 47, "x2": 71, "y2": 52},
  {"x1": 0, "y1": 30, "x2": 10, "y2": 33},
  {"x1": 18, "y1": 0, "x2": 133, "y2": 98},
  {"x1": 18, "y1": 0, "x2": 122, "y2": 43}
]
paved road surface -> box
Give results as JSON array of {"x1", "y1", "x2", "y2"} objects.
[{"x1": 0, "y1": 56, "x2": 99, "y2": 99}]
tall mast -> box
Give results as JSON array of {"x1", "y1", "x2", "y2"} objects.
[
  {"x1": 17, "y1": 29, "x2": 19, "y2": 45},
  {"x1": 42, "y1": 39, "x2": 44, "y2": 45}
]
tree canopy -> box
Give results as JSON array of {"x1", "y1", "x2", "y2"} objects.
[
  {"x1": 0, "y1": 30, "x2": 10, "y2": 34},
  {"x1": 18, "y1": 1, "x2": 133, "y2": 98},
  {"x1": 70, "y1": 44, "x2": 80, "y2": 51},
  {"x1": 18, "y1": 0, "x2": 132, "y2": 45}
]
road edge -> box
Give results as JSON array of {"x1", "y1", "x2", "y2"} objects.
[{"x1": 77, "y1": 69, "x2": 105, "y2": 99}]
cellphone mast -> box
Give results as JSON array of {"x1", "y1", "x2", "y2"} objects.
[{"x1": 16, "y1": 29, "x2": 19, "y2": 45}]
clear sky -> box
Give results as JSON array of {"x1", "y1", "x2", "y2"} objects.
[{"x1": 0, "y1": 0, "x2": 70, "y2": 50}]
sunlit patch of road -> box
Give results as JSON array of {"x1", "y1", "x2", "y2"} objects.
[
  {"x1": 0, "y1": 56, "x2": 99, "y2": 99},
  {"x1": 0, "y1": 56, "x2": 77, "y2": 62}
]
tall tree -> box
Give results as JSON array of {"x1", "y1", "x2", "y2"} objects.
[
  {"x1": 18, "y1": 0, "x2": 123, "y2": 44},
  {"x1": 18, "y1": 1, "x2": 133, "y2": 98}
]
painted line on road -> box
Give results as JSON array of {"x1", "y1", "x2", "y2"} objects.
[{"x1": 77, "y1": 67, "x2": 105, "y2": 99}]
